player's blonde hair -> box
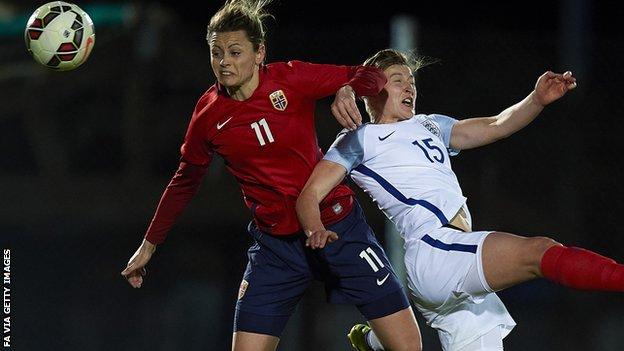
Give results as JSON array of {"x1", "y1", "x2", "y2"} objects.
[
  {"x1": 207, "y1": 0, "x2": 274, "y2": 51},
  {"x1": 362, "y1": 49, "x2": 432, "y2": 121}
]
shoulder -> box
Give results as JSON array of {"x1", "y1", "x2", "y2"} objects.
[
  {"x1": 336, "y1": 124, "x2": 369, "y2": 140},
  {"x1": 413, "y1": 113, "x2": 458, "y2": 137},
  {"x1": 195, "y1": 85, "x2": 219, "y2": 111},
  {"x1": 331, "y1": 125, "x2": 369, "y2": 151},
  {"x1": 189, "y1": 85, "x2": 220, "y2": 126},
  {"x1": 265, "y1": 61, "x2": 305, "y2": 74},
  {"x1": 268, "y1": 60, "x2": 330, "y2": 73},
  {"x1": 412, "y1": 114, "x2": 441, "y2": 137}
]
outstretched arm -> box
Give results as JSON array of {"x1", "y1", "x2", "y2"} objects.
[
  {"x1": 296, "y1": 160, "x2": 348, "y2": 249},
  {"x1": 286, "y1": 61, "x2": 386, "y2": 130},
  {"x1": 450, "y1": 71, "x2": 577, "y2": 150}
]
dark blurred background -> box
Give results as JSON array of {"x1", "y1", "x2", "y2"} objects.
[{"x1": 1, "y1": 0, "x2": 623, "y2": 350}]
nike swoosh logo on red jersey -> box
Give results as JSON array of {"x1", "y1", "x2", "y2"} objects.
[
  {"x1": 378, "y1": 131, "x2": 396, "y2": 141},
  {"x1": 217, "y1": 117, "x2": 233, "y2": 130}
]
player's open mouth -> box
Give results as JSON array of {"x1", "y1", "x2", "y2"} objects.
[
  {"x1": 401, "y1": 98, "x2": 413, "y2": 107},
  {"x1": 220, "y1": 71, "x2": 234, "y2": 76}
]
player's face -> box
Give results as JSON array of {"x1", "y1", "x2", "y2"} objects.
[
  {"x1": 208, "y1": 30, "x2": 265, "y2": 89},
  {"x1": 380, "y1": 64, "x2": 416, "y2": 122}
]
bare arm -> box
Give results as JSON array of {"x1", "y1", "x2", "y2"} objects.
[
  {"x1": 296, "y1": 160, "x2": 348, "y2": 248},
  {"x1": 450, "y1": 71, "x2": 577, "y2": 150}
]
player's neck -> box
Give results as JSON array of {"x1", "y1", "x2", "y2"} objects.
[
  {"x1": 375, "y1": 115, "x2": 401, "y2": 124},
  {"x1": 374, "y1": 112, "x2": 414, "y2": 124},
  {"x1": 227, "y1": 69, "x2": 260, "y2": 101}
]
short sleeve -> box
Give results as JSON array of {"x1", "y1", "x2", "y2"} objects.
[
  {"x1": 323, "y1": 128, "x2": 365, "y2": 173},
  {"x1": 430, "y1": 114, "x2": 461, "y2": 156}
]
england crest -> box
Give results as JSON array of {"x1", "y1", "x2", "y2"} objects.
[
  {"x1": 269, "y1": 90, "x2": 288, "y2": 111},
  {"x1": 420, "y1": 118, "x2": 441, "y2": 137}
]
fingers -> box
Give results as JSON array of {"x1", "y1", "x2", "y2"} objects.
[
  {"x1": 121, "y1": 262, "x2": 147, "y2": 288},
  {"x1": 343, "y1": 98, "x2": 363, "y2": 127},
  {"x1": 332, "y1": 102, "x2": 358, "y2": 130},
  {"x1": 305, "y1": 233, "x2": 321, "y2": 249},
  {"x1": 331, "y1": 104, "x2": 353, "y2": 130},
  {"x1": 305, "y1": 231, "x2": 339, "y2": 249},
  {"x1": 121, "y1": 263, "x2": 134, "y2": 277},
  {"x1": 127, "y1": 271, "x2": 144, "y2": 288},
  {"x1": 549, "y1": 71, "x2": 577, "y2": 92},
  {"x1": 536, "y1": 70, "x2": 578, "y2": 98},
  {"x1": 331, "y1": 86, "x2": 362, "y2": 131},
  {"x1": 543, "y1": 70, "x2": 557, "y2": 79},
  {"x1": 543, "y1": 70, "x2": 577, "y2": 84},
  {"x1": 562, "y1": 71, "x2": 577, "y2": 89},
  {"x1": 327, "y1": 232, "x2": 339, "y2": 243}
]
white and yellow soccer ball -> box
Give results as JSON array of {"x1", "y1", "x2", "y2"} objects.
[{"x1": 24, "y1": 1, "x2": 95, "y2": 71}]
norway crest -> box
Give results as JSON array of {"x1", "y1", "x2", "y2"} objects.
[{"x1": 269, "y1": 90, "x2": 288, "y2": 111}]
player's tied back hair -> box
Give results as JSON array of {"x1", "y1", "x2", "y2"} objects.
[
  {"x1": 207, "y1": 0, "x2": 275, "y2": 51},
  {"x1": 363, "y1": 49, "x2": 428, "y2": 73}
]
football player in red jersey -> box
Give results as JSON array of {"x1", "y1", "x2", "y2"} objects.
[{"x1": 121, "y1": 1, "x2": 422, "y2": 350}]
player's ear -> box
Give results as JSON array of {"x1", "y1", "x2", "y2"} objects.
[{"x1": 255, "y1": 44, "x2": 266, "y2": 66}]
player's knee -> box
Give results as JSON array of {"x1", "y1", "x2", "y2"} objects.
[{"x1": 526, "y1": 236, "x2": 561, "y2": 273}]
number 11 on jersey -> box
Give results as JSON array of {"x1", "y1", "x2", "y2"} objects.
[
  {"x1": 360, "y1": 247, "x2": 385, "y2": 272},
  {"x1": 251, "y1": 118, "x2": 275, "y2": 146}
]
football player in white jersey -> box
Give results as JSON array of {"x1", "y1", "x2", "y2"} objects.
[{"x1": 296, "y1": 49, "x2": 624, "y2": 351}]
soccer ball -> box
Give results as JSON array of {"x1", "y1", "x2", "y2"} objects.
[{"x1": 24, "y1": 1, "x2": 95, "y2": 71}]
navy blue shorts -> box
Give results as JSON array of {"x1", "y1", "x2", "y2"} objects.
[{"x1": 234, "y1": 201, "x2": 409, "y2": 336}]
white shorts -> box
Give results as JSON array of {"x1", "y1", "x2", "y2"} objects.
[{"x1": 404, "y1": 227, "x2": 516, "y2": 351}]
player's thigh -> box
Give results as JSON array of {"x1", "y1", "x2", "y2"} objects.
[
  {"x1": 368, "y1": 307, "x2": 422, "y2": 351},
  {"x1": 232, "y1": 331, "x2": 279, "y2": 351},
  {"x1": 456, "y1": 326, "x2": 504, "y2": 351},
  {"x1": 234, "y1": 223, "x2": 312, "y2": 336},
  {"x1": 405, "y1": 228, "x2": 490, "y2": 307},
  {"x1": 481, "y1": 232, "x2": 559, "y2": 291},
  {"x1": 404, "y1": 228, "x2": 515, "y2": 349},
  {"x1": 321, "y1": 201, "x2": 409, "y2": 318}
]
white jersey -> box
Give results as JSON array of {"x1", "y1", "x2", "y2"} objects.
[{"x1": 324, "y1": 114, "x2": 469, "y2": 242}]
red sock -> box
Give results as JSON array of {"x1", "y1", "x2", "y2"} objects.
[{"x1": 540, "y1": 245, "x2": 624, "y2": 292}]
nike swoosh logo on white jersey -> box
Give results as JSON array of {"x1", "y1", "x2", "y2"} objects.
[
  {"x1": 217, "y1": 116, "x2": 233, "y2": 130},
  {"x1": 378, "y1": 131, "x2": 396, "y2": 141},
  {"x1": 376, "y1": 273, "x2": 390, "y2": 286}
]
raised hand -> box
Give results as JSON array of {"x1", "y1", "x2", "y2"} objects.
[{"x1": 533, "y1": 71, "x2": 577, "y2": 106}]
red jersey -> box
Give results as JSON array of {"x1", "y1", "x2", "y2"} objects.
[{"x1": 145, "y1": 61, "x2": 386, "y2": 244}]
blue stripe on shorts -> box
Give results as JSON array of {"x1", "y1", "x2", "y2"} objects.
[{"x1": 421, "y1": 234, "x2": 477, "y2": 253}]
